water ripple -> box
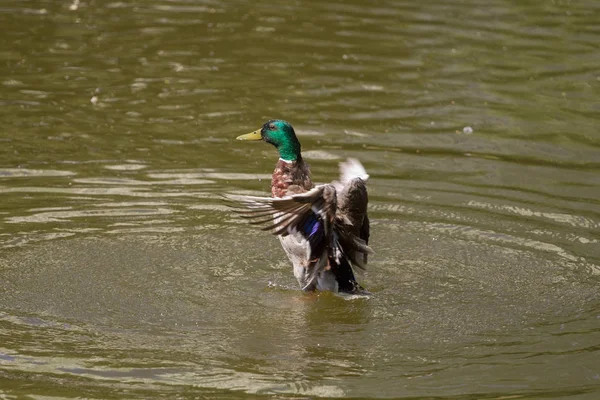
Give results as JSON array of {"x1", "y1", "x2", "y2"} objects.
[
  {"x1": 1, "y1": 0, "x2": 599, "y2": 398},
  {"x1": 0, "y1": 169, "x2": 76, "y2": 177}
]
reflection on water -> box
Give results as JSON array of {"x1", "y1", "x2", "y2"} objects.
[
  {"x1": 1, "y1": 0, "x2": 599, "y2": 398},
  {"x1": 0, "y1": 168, "x2": 76, "y2": 177}
]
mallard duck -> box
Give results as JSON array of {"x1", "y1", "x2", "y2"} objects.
[{"x1": 228, "y1": 120, "x2": 372, "y2": 294}]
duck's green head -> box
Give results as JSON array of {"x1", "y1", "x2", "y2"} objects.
[{"x1": 236, "y1": 119, "x2": 301, "y2": 162}]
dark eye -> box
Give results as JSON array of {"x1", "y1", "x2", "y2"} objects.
[{"x1": 268, "y1": 124, "x2": 275, "y2": 130}]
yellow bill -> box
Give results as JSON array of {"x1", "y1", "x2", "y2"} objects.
[{"x1": 236, "y1": 129, "x2": 262, "y2": 141}]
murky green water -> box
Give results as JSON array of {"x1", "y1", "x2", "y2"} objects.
[{"x1": 1, "y1": 0, "x2": 599, "y2": 398}]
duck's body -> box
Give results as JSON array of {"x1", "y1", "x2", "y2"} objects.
[{"x1": 230, "y1": 120, "x2": 372, "y2": 294}]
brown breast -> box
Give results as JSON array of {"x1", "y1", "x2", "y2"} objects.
[{"x1": 271, "y1": 158, "x2": 313, "y2": 198}]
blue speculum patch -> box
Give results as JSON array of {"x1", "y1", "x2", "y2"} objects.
[{"x1": 303, "y1": 214, "x2": 321, "y2": 238}]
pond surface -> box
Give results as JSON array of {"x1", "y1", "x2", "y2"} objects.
[{"x1": 1, "y1": 0, "x2": 599, "y2": 398}]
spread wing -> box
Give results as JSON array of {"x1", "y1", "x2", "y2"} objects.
[
  {"x1": 225, "y1": 185, "x2": 326, "y2": 235},
  {"x1": 225, "y1": 184, "x2": 372, "y2": 269},
  {"x1": 335, "y1": 158, "x2": 371, "y2": 266}
]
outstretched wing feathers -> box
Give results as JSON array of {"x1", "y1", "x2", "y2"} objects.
[{"x1": 226, "y1": 186, "x2": 327, "y2": 237}]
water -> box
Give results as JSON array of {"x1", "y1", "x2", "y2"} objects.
[{"x1": 1, "y1": 0, "x2": 599, "y2": 398}]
